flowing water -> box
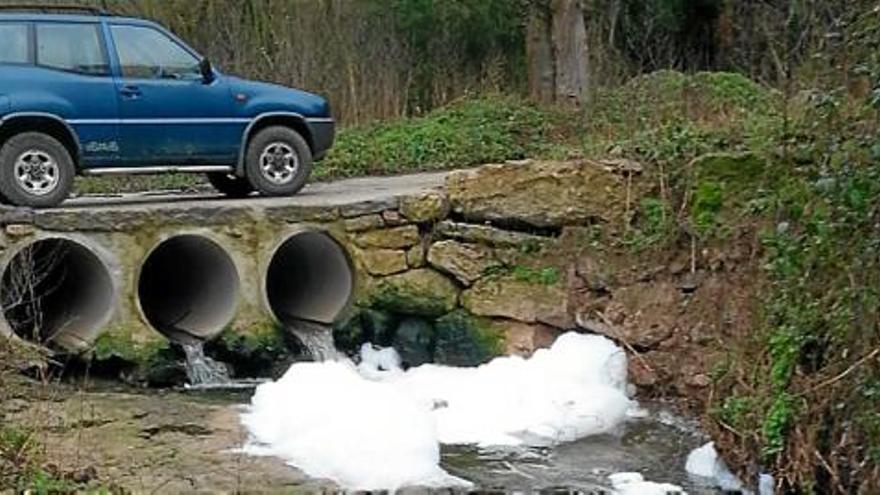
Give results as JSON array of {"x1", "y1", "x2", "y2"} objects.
[
  {"x1": 181, "y1": 341, "x2": 232, "y2": 387},
  {"x1": 442, "y1": 405, "x2": 722, "y2": 493},
  {"x1": 284, "y1": 319, "x2": 343, "y2": 361}
]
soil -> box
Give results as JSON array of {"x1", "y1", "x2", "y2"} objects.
[{"x1": 2, "y1": 380, "x2": 331, "y2": 492}]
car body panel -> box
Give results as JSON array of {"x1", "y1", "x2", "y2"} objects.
[{"x1": 0, "y1": 13, "x2": 335, "y2": 172}]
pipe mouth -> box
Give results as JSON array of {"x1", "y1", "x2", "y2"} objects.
[
  {"x1": 0, "y1": 237, "x2": 115, "y2": 352},
  {"x1": 137, "y1": 234, "x2": 239, "y2": 343},
  {"x1": 265, "y1": 231, "x2": 354, "y2": 326}
]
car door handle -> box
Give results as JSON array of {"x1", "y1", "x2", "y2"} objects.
[{"x1": 120, "y1": 86, "x2": 142, "y2": 99}]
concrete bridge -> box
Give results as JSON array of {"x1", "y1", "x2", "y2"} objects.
[
  {"x1": 0, "y1": 159, "x2": 630, "y2": 364},
  {"x1": 0, "y1": 171, "x2": 450, "y2": 353}
]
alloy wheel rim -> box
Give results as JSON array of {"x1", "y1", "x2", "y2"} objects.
[
  {"x1": 259, "y1": 142, "x2": 299, "y2": 185},
  {"x1": 14, "y1": 150, "x2": 59, "y2": 196}
]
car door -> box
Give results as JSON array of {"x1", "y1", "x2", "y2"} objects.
[
  {"x1": 32, "y1": 21, "x2": 120, "y2": 168},
  {"x1": 107, "y1": 23, "x2": 241, "y2": 166}
]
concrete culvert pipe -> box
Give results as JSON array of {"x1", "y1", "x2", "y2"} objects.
[
  {"x1": 138, "y1": 235, "x2": 239, "y2": 343},
  {"x1": 0, "y1": 238, "x2": 115, "y2": 352},
  {"x1": 265, "y1": 231, "x2": 354, "y2": 325}
]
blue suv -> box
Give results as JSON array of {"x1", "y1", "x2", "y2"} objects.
[{"x1": 0, "y1": 6, "x2": 335, "y2": 207}]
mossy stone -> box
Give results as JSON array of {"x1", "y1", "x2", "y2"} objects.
[
  {"x1": 333, "y1": 312, "x2": 367, "y2": 353},
  {"x1": 392, "y1": 318, "x2": 435, "y2": 368},
  {"x1": 360, "y1": 308, "x2": 398, "y2": 346},
  {"x1": 434, "y1": 310, "x2": 503, "y2": 367},
  {"x1": 370, "y1": 269, "x2": 459, "y2": 317}
]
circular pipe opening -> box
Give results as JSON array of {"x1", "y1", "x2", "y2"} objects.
[
  {"x1": 265, "y1": 231, "x2": 354, "y2": 326},
  {"x1": 138, "y1": 235, "x2": 239, "y2": 342},
  {"x1": 0, "y1": 238, "x2": 114, "y2": 351}
]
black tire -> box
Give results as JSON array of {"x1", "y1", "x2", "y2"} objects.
[
  {"x1": 0, "y1": 132, "x2": 74, "y2": 208},
  {"x1": 206, "y1": 172, "x2": 254, "y2": 198},
  {"x1": 244, "y1": 126, "x2": 312, "y2": 196}
]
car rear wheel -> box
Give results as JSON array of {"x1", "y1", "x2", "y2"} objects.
[
  {"x1": 206, "y1": 172, "x2": 254, "y2": 198},
  {"x1": 244, "y1": 126, "x2": 312, "y2": 197},
  {"x1": 0, "y1": 132, "x2": 74, "y2": 208}
]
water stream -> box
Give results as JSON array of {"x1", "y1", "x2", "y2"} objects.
[
  {"x1": 181, "y1": 341, "x2": 232, "y2": 387},
  {"x1": 284, "y1": 319, "x2": 342, "y2": 361}
]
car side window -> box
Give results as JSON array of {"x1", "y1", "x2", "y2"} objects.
[
  {"x1": 0, "y1": 23, "x2": 29, "y2": 64},
  {"x1": 36, "y1": 23, "x2": 108, "y2": 76},
  {"x1": 111, "y1": 25, "x2": 201, "y2": 80}
]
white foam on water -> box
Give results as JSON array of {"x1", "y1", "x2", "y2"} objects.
[
  {"x1": 686, "y1": 442, "x2": 746, "y2": 492},
  {"x1": 240, "y1": 332, "x2": 636, "y2": 490},
  {"x1": 609, "y1": 472, "x2": 686, "y2": 494}
]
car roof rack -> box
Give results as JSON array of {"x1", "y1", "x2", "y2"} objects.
[{"x1": 0, "y1": 4, "x2": 112, "y2": 16}]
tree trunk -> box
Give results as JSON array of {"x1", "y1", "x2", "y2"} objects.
[
  {"x1": 526, "y1": 0, "x2": 589, "y2": 109},
  {"x1": 527, "y1": 4, "x2": 555, "y2": 104}
]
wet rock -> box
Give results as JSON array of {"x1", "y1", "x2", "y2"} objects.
[
  {"x1": 461, "y1": 275, "x2": 572, "y2": 328},
  {"x1": 434, "y1": 310, "x2": 503, "y2": 367},
  {"x1": 400, "y1": 191, "x2": 450, "y2": 223},
  {"x1": 446, "y1": 160, "x2": 629, "y2": 228},
  {"x1": 498, "y1": 320, "x2": 561, "y2": 357},
  {"x1": 333, "y1": 313, "x2": 366, "y2": 352},
  {"x1": 360, "y1": 309, "x2": 398, "y2": 346},
  {"x1": 392, "y1": 318, "x2": 435, "y2": 368},
  {"x1": 356, "y1": 248, "x2": 409, "y2": 276},
  {"x1": 370, "y1": 269, "x2": 459, "y2": 317},
  {"x1": 406, "y1": 244, "x2": 426, "y2": 268},
  {"x1": 427, "y1": 240, "x2": 499, "y2": 285},
  {"x1": 354, "y1": 225, "x2": 421, "y2": 249},
  {"x1": 343, "y1": 214, "x2": 385, "y2": 232},
  {"x1": 436, "y1": 220, "x2": 551, "y2": 248}
]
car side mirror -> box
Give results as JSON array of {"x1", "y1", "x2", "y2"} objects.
[{"x1": 199, "y1": 58, "x2": 215, "y2": 84}]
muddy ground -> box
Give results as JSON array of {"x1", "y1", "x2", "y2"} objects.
[{"x1": 2, "y1": 380, "x2": 331, "y2": 493}]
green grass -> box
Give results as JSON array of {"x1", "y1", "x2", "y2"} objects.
[{"x1": 316, "y1": 94, "x2": 565, "y2": 179}]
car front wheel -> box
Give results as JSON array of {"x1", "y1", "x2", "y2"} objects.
[
  {"x1": 0, "y1": 132, "x2": 74, "y2": 208},
  {"x1": 244, "y1": 126, "x2": 312, "y2": 197}
]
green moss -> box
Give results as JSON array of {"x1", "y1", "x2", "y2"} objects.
[
  {"x1": 692, "y1": 180, "x2": 725, "y2": 234},
  {"x1": 433, "y1": 310, "x2": 503, "y2": 367},
  {"x1": 369, "y1": 269, "x2": 459, "y2": 317},
  {"x1": 92, "y1": 329, "x2": 168, "y2": 366},
  {"x1": 511, "y1": 265, "x2": 560, "y2": 286},
  {"x1": 206, "y1": 322, "x2": 293, "y2": 378}
]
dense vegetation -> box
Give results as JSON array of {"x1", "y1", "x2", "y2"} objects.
[{"x1": 4, "y1": 0, "x2": 880, "y2": 492}]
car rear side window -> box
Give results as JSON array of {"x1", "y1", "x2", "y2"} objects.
[
  {"x1": 111, "y1": 25, "x2": 201, "y2": 80},
  {"x1": 36, "y1": 23, "x2": 108, "y2": 76},
  {"x1": 0, "y1": 23, "x2": 29, "y2": 64}
]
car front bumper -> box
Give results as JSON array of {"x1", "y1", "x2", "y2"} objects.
[{"x1": 308, "y1": 119, "x2": 335, "y2": 160}]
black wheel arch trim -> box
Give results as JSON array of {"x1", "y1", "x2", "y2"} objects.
[
  {"x1": 235, "y1": 112, "x2": 333, "y2": 177},
  {"x1": 0, "y1": 112, "x2": 83, "y2": 165}
]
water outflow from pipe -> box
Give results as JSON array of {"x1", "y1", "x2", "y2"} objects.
[
  {"x1": 0, "y1": 238, "x2": 114, "y2": 351},
  {"x1": 181, "y1": 341, "x2": 232, "y2": 387},
  {"x1": 285, "y1": 319, "x2": 343, "y2": 362},
  {"x1": 265, "y1": 231, "x2": 355, "y2": 362}
]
